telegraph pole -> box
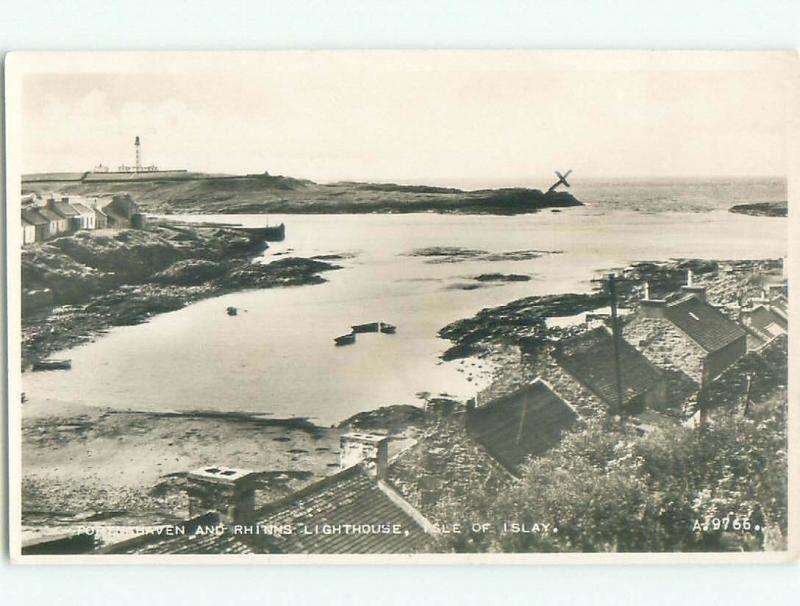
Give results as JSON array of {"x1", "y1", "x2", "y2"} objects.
[
  {"x1": 697, "y1": 366, "x2": 710, "y2": 429},
  {"x1": 742, "y1": 373, "x2": 753, "y2": 417},
  {"x1": 607, "y1": 273, "x2": 625, "y2": 417}
]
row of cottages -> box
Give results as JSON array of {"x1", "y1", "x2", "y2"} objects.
[
  {"x1": 474, "y1": 272, "x2": 753, "y2": 427},
  {"x1": 20, "y1": 194, "x2": 143, "y2": 245}
]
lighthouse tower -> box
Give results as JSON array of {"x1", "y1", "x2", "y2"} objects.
[{"x1": 134, "y1": 136, "x2": 142, "y2": 172}]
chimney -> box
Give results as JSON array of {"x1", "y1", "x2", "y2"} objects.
[
  {"x1": 639, "y1": 280, "x2": 667, "y2": 318},
  {"x1": 681, "y1": 269, "x2": 707, "y2": 302},
  {"x1": 339, "y1": 433, "x2": 390, "y2": 480},
  {"x1": 186, "y1": 466, "x2": 256, "y2": 525}
]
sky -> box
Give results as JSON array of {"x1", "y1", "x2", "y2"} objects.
[{"x1": 14, "y1": 52, "x2": 794, "y2": 185}]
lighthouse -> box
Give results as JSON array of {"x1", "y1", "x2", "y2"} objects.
[
  {"x1": 134, "y1": 136, "x2": 142, "y2": 172},
  {"x1": 114, "y1": 137, "x2": 161, "y2": 173}
]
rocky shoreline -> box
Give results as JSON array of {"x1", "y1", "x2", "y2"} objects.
[{"x1": 21, "y1": 221, "x2": 338, "y2": 366}]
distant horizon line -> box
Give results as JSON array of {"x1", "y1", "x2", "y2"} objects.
[{"x1": 20, "y1": 169, "x2": 788, "y2": 187}]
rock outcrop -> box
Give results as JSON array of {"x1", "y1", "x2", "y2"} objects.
[{"x1": 21, "y1": 222, "x2": 337, "y2": 365}]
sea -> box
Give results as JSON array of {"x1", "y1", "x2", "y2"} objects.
[{"x1": 22, "y1": 178, "x2": 788, "y2": 426}]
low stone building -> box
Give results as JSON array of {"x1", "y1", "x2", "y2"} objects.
[
  {"x1": 69, "y1": 201, "x2": 97, "y2": 230},
  {"x1": 387, "y1": 384, "x2": 582, "y2": 522},
  {"x1": 47, "y1": 197, "x2": 81, "y2": 229},
  {"x1": 21, "y1": 209, "x2": 51, "y2": 242},
  {"x1": 466, "y1": 379, "x2": 578, "y2": 476},
  {"x1": 627, "y1": 283, "x2": 747, "y2": 384},
  {"x1": 550, "y1": 326, "x2": 668, "y2": 416},
  {"x1": 37, "y1": 206, "x2": 70, "y2": 238},
  {"x1": 101, "y1": 194, "x2": 143, "y2": 229}
]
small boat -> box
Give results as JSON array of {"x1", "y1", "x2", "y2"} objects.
[
  {"x1": 380, "y1": 323, "x2": 396, "y2": 334},
  {"x1": 32, "y1": 359, "x2": 72, "y2": 371},
  {"x1": 351, "y1": 322, "x2": 380, "y2": 334},
  {"x1": 226, "y1": 306, "x2": 238, "y2": 316},
  {"x1": 334, "y1": 333, "x2": 356, "y2": 346},
  {"x1": 240, "y1": 222, "x2": 286, "y2": 242}
]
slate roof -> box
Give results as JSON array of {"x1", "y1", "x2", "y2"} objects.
[
  {"x1": 552, "y1": 326, "x2": 664, "y2": 408},
  {"x1": 746, "y1": 305, "x2": 787, "y2": 339},
  {"x1": 104, "y1": 466, "x2": 432, "y2": 555},
  {"x1": 21, "y1": 209, "x2": 48, "y2": 226},
  {"x1": 70, "y1": 202, "x2": 96, "y2": 216},
  {"x1": 49, "y1": 200, "x2": 80, "y2": 217},
  {"x1": 254, "y1": 465, "x2": 432, "y2": 554},
  {"x1": 37, "y1": 207, "x2": 66, "y2": 223},
  {"x1": 664, "y1": 296, "x2": 746, "y2": 352},
  {"x1": 467, "y1": 380, "x2": 577, "y2": 475}
]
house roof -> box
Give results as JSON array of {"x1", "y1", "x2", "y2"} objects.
[
  {"x1": 664, "y1": 296, "x2": 746, "y2": 352},
  {"x1": 770, "y1": 296, "x2": 788, "y2": 321},
  {"x1": 49, "y1": 200, "x2": 80, "y2": 217},
  {"x1": 467, "y1": 379, "x2": 577, "y2": 475},
  {"x1": 37, "y1": 207, "x2": 66, "y2": 223},
  {"x1": 107, "y1": 195, "x2": 140, "y2": 217},
  {"x1": 21, "y1": 218, "x2": 34, "y2": 228},
  {"x1": 21, "y1": 209, "x2": 50, "y2": 226},
  {"x1": 105, "y1": 465, "x2": 432, "y2": 555},
  {"x1": 70, "y1": 202, "x2": 95, "y2": 216},
  {"x1": 254, "y1": 465, "x2": 432, "y2": 554},
  {"x1": 552, "y1": 326, "x2": 664, "y2": 408},
  {"x1": 746, "y1": 305, "x2": 787, "y2": 338}
]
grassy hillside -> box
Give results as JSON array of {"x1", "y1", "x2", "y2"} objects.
[{"x1": 22, "y1": 172, "x2": 582, "y2": 215}]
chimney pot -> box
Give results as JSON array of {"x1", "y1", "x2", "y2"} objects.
[
  {"x1": 339, "y1": 433, "x2": 390, "y2": 480},
  {"x1": 186, "y1": 466, "x2": 256, "y2": 525}
]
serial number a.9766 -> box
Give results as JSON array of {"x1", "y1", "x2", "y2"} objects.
[{"x1": 692, "y1": 515, "x2": 762, "y2": 533}]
